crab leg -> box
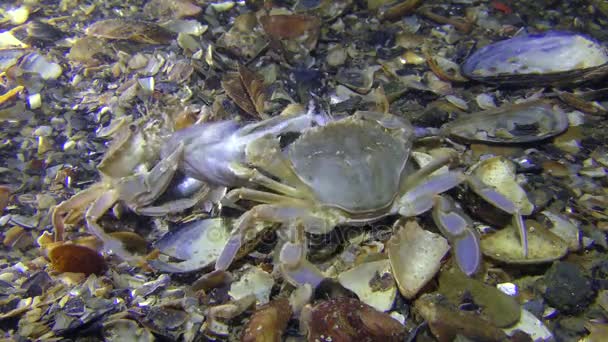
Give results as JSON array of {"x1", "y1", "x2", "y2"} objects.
[
  {"x1": 52, "y1": 182, "x2": 109, "y2": 242},
  {"x1": 466, "y1": 175, "x2": 528, "y2": 257},
  {"x1": 244, "y1": 135, "x2": 311, "y2": 190},
  {"x1": 279, "y1": 224, "x2": 326, "y2": 288},
  {"x1": 122, "y1": 143, "x2": 184, "y2": 209},
  {"x1": 399, "y1": 150, "x2": 459, "y2": 192},
  {"x1": 223, "y1": 188, "x2": 306, "y2": 208},
  {"x1": 215, "y1": 202, "x2": 341, "y2": 271},
  {"x1": 136, "y1": 185, "x2": 216, "y2": 216},
  {"x1": 432, "y1": 195, "x2": 481, "y2": 276},
  {"x1": 396, "y1": 170, "x2": 465, "y2": 216},
  {"x1": 228, "y1": 163, "x2": 302, "y2": 198},
  {"x1": 85, "y1": 189, "x2": 144, "y2": 265}
]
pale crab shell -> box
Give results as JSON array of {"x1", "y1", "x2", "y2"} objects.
[{"x1": 288, "y1": 115, "x2": 413, "y2": 213}]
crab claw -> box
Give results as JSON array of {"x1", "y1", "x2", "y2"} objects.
[
  {"x1": 215, "y1": 233, "x2": 242, "y2": 271},
  {"x1": 432, "y1": 195, "x2": 481, "y2": 276}
]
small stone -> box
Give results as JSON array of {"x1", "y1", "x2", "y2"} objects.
[{"x1": 541, "y1": 261, "x2": 595, "y2": 314}]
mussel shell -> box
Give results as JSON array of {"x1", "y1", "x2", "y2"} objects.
[
  {"x1": 441, "y1": 100, "x2": 568, "y2": 144},
  {"x1": 461, "y1": 31, "x2": 608, "y2": 86}
]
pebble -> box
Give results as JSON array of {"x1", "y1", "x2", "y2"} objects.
[{"x1": 541, "y1": 261, "x2": 595, "y2": 314}]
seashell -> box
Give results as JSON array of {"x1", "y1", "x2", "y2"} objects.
[
  {"x1": 480, "y1": 220, "x2": 568, "y2": 264},
  {"x1": 229, "y1": 266, "x2": 274, "y2": 305},
  {"x1": 18, "y1": 53, "x2": 62, "y2": 80},
  {"x1": 48, "y1": 243, "x2": 107, "y2": 275},
  {"x1": 438, "y1": 267, "x2": 521, "y2": 328},
  {"x1": 442, "y1": 100, "x2": 568, "y2": 144},
  {"x1": 387, "y1": 220, "x2": 449, "y2": 299},
  {"x1": 0, "y1": 185, "x2": 10, "y2": 211},
  {"x1": 335, "y1": 66, "x2": 379, "y2": 94},
  {"x1": 149, "y1": 218, "x2": 232, "y2": 273},
  {"x1": 103, "y1": 319, "x2": 155, "y2": 342},
  {"x1": 469, "y1": 156, "x2": 534, "y2": 216},
  {"x1": 86, "y1": 19, "x2": 176, "y2": 44},
  {"x1": 461, "y1": 31, "x2": 608, "y2": 85},
  {"x1": 540, "y1": 210, "x2": 581, "y2": 252},
  {"x1": 241, "y1": 298, "x2": 292, "y2": 342},
  {"x1": 415, "y1": 293, "x2": 508, "y2": 341},
  {"x1": 337, "y1": 259, "x2": 396, "y2": 312},
  {"x1": 502, "y1": 309, "x2": 553, "y2": 341},
  {"x1": 303, "y1": 297, "x2": 406, "y2": 341},
  {"x1": 259, "y1": 14, "x2": 320, "y2": 42}
]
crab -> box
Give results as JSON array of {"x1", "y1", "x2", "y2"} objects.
[
  {"x1": 163, "y1": 109, "x2": 490, "y2": 278},
  {"x1": 51, "y1": 117, "x2": 213, "y2": 264}
]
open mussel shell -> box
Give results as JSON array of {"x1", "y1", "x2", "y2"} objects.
[
  {"x1": 441, "y1": 100, "x2": 568, "y2": 144},
  {"x1": 148, "y1": 218, "x2": 232, "y2": 273},
  {"x1": 461, "y1": 31, "x2": 608, "y2": 86},
  {"x1": 480, "y1": 220, "x2": 568, "y2": 264}
]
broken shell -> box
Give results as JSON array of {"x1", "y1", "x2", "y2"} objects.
[
  {"x1": 502, "y1": 308, "x2": 553, "y2": 341},
  {"x1": 442, "y1": 100, "x2": 568, "y2": 144},
  {"x1": 387, "y1": 220, "x2": 449, "y2": 299},
  {"x1": 103, "y1": 319, "x2": 154, "y2": 342},
  {"x1": 476, "y1": 93, "x2": 497, "y2": 110},
  {"x1": 143, "y1": 0, "x2": 201, "y2": 20},
  {"x1": 241, "y1": 298, "x2": 292, "y2": 342},
  {"x1": 229, "y1": 266, "x2": 274, "y2": 305},
  {"x1": 428, "y1": 56, "x2": 468, "y2": 82},
  {"x1": 0, "y1": 185, "x2": 10, "y2": 211},
  {"x1": 540, "y1": 210, "x2": 581, "y2": 251},
  {"x1": 259, "y1": 14, "x2": 320, "y2": 41},
  {"x1": 415, "y1": 293, "x2": 508, "y2": 342},
  {"x1": 335, "y1": 66, "x2": 379, "y2": 94},
  {"x1": 438, "y1": 267, "x2": 521, "y2": 328},
  {"x1": 304, "y1": 297, "x2": 406, "y2": 341},
  {"x1": 469, "y1": 156, "x2": 534, "y2": 216},
  {"x1": 149, "y1": 218, "x2": 232, "y2": 273},
  {"x1": 462, "y1": 31, "x2": 608, "y2": 85},
  {"x1": 337, "y1": 259, "x2": 396, "y2": 312},
  {"x1": 86, "y1": 19, "x2": 176, "y2": 44},
  {"x1": 48, "y1": 244, "x2": 107, "y2": 275},
  {"x1": 19, "y1": 53, "x2": 62, "y2": 80},
  {"x1": 480, "y1": 220, "x2": 569, "y2": 264}
]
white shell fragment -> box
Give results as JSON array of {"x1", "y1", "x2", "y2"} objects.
[
  {"x1": 388, "y1": 220, "x2": 449, "y2": 299},
  {"x1": 411, "y1": 151, "x2": 449, "y2": 176},
  {"x1": 470, "y1": 156, "x2": 534, "y2": 216},
  {"x1": 476, "y1": 93, "x2": 497, "y2": 110},
  {"x1": 541, "y1": 210, "x2": 581, "y2": 251},
  {"x1": 503, "y1": 309, "x2": 553, "y2": 341},
  {"x1": 337, "y1": 259, "x2": 397, "y2": 312},
  {"x1": 446, "y1": 95, "x2": 468, "y2": 111},
  {"x1": 497, "y1": 283, "x2": 518, "y2": 297},
  {"x1": 20, "y1": 53, "x2": 63, "y2": 80},
  {"x1": 481, "y1": 221, "x2": 568, "y2": 264},
  {"x1": 229, "y1": 267, "x2": 274, "y2": 305}
]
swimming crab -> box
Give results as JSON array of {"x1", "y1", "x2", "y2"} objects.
[
  {"x1": 51, "y1": 117, "x2": 214, "y2": 264},
  {"x1": 162, "y1": 109, "x2": 486, "y2": 277}
]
